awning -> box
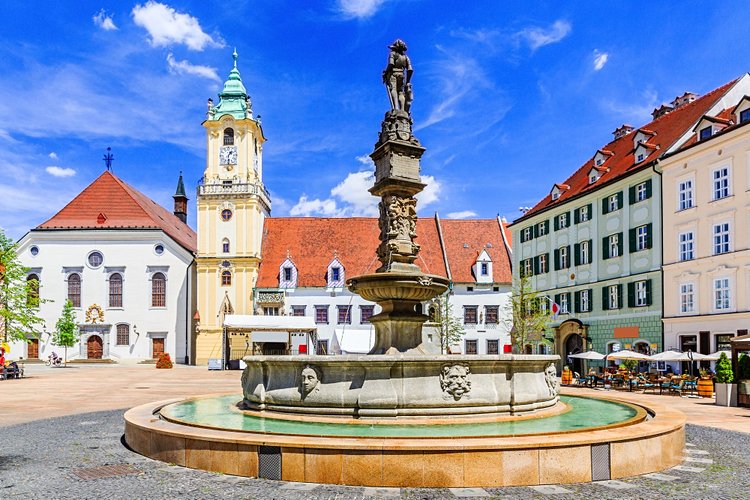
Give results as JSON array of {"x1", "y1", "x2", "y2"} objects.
[
  {"x1": 333, "y1": 328, "x2": 374, "y2": 354},
  {"x1": 251, "y1": 331, "x2": 289, "y2": 343},
  {"x1": 223, "y1": 314, "x2": 316, "y2": 331}
]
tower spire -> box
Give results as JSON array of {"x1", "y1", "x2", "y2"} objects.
[
  {"x1": 173, "y1": 171, "x2": 188, "y2": 223},
  {"x1": 103, "y1": 147, "x2": 114, "y2": 171}
]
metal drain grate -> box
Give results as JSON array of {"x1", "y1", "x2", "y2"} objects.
[
  {"x1": 591, "y1": 443, "x2": 611, "y2": 481},
  {"x1": 71, "y1": 464, "x2": 140, "y2": 480},
  {"x1": 258, "y1": 446, "x2": 281, "y2": 480}
]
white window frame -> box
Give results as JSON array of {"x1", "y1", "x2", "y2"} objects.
[
  {"x1": 538, "y1": 222, "x2": 547, "y2": 236},
  {"x1": 539, "y1": 254, "x2": 548, "y2": 273},
  {"x1": 523, "y1": 227, "x2": 532, "y2": 241},
  {"x1": 608, "y1": 194, "x2": 619, "y2": 212},
  {"x1": 580, "y1": 290, "x2": 590, "y2": 312},
  {"x1": 608, "y1": 285, "x2": 619, "y2": 309},
  {"x1": 678, "y1": 179, "x2": 694, "y2": 210},
  {"x1": 523, "y1": 259, "x2": 533, "y2": 277},
  {"x1": 636, "y1": 153, "x2": 645, "y2": 163},
  {"x1": 559, "y1": 293, "x2": 568, "y2": 314},
  {"x1": 559, "y1": 213, "x2": 568, "y2": 228},
  {"x1": 579, "y1": 206, "x2": 589, "y2": 222},
  {"x1": 635, "y1": 182, "x2": 647, "y2": 202},
  {"x1": 559, "y1": 246, "x2": 569, "y2": 268},
  {"x1": 580, "y1": 240, "x2": 590, "y2": 265},
  {"x1": 713, "y1": 222, "x2": 731, "y2": 255},
  {"x1": 679, "y1": 283, "x2": 695, "y2": 314},
  {"x1": 635, "y1": 281, "x2": 647, "y2": 307},
  {"x1": 480, "y1": 262, "x2": 488, "y2": 276},
  {"x1": 609, "y1": 234, "x2": 620, "y2": 258},
  {"x1": 712, "y1": 166, "x2": 730, "y2": 200},
  {"x1": 589, "y1": 174, "x2": 597, "y2": 184},
  {"x1": 636, "y1": 225, "x2": 648, "y2": 251},
  {"x1": 679, "y1": 231, "x2": 694, "y2": 261},
  {"x1": 714, "y1": 277, "x2": 731, "y2": 311}
]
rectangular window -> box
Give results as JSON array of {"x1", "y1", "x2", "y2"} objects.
[
  {"x1": 679, "y1": 232, "x2": 694, "y2": 261},
  {"x1": 580, "y1": 240, "x2": 590, "y2": 264},
  {"x1": 609, "y1": 234, "x2": 620, "y2": 258},
  {"x1": 579, "y1": 290, "x2": 590, "y2": 312},
  {"x1": 713, "y1": 222, "x2": 730, "y2": 255},
  {"x1": 636, "y1": 153, "x2": 645, "y2": 163},
  {"x1": 700, "y1": 126, "x2": 713, "y2": 140},
  {"x1": 522, "y1": 227, "x2": 532, "y2": 242},
  {"x1": 487, "y1": 339, "x2": 499, "y2": 355},
  {"x1": 480, "y1": 262, "x2": 488, "y2": 275},
  {"x1": 337, "y1": 305, "x2": 352, "y2": 324},
  {"x1": 538, "y1": 297, "x2": 549, "y2": 315},
  {"x1": 538, "y1": 254, "x2": 548, "y2": 273},
  {"x1": 291, "y1": 305, "x2": 306, "y2": 316},
  {"x1": 678, "y1": 180, "x2": 694, "y2": 210},
  {"x1": 463, "y1": 306, "x2": 478, "y2": 324},
  {"x1": 636, "y1": 225, "x2": 649, "y2": 251},
  {"x1": 523, "y1": 259, "x2": 533, "y2": 277},
  {"x1": 315, "y1": 305, "x2": 328, "y2": 324},
  {"x1": 559, "y1": 246, "x2": 569, "y2": 269},
  {"x1": 331, "y1": 267, "x2": 341, "y2": 282},
  {"x1": 263, "y1": 307, "x2": 279, "y2": 316},
  {"x1": 537, "y1": 221, "x2": 548, "y2": 236},
  {"x1": 635, "y1": 281, "x2": 648, "y2": 307},
  {"x1": 608, "y1": 194, "x2": 619, "y2": 212},
  {"x1": 714, "y1": 278, "x2": 730, "y2": 310},
  {"x1": 316, "y1": 339, "x2": 329, "y2": 355},
  {"x1": 465, "y1": 339, "x2": 478, "y2": 355},
  {"x1": 559, "y1": 293, "x2": 569, "y2": 314},
  {"x1": 680, "y1": 283, "x2": 695, "y2": 313},
  {"x1": 608, "y1": 285, "x2": 620, "y2": 309},
  {"x1": 485, "y1": 306, "x2": 499, "y2": 324},
  {"x1": 283, "y1": 267, "x2": 292, "y2": 281},
  {"x1": 555, "y1": 212, "x2": 568, "y2": 230},
  {"x1": 716, "y1": 334, "x2": 734, "y2": 351},
  {"x1": 360, "y1": 305, "x2": 374, "y2": 323},
  {"x1": 579, "y1": 205, "x2": 590, "y2": 222},
  {"x1": 116, "y1": 324, "x2": 129, "y2": 346},
  {"x1": 741, "y1": 108, "x2": 750, "y2": 124},
  {"x1": 635, "y1": 182, "x2": 648, "y2": 202},
  {"x1": 713, "y1": 167, "x2": 730, "y2": 200}
]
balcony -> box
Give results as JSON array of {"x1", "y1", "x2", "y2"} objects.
[{"x1": 197, "y1": 179, "x2": 272, "y2": 206}]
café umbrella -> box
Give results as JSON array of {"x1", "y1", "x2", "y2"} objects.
[
  {"x1": 605, "y1": 349, "x2": 651, "y2": 361},
  {"x1": 650, "y1": 350, "x2": 709, "y2": 362},
  {"x1": 568, "y1": 350, "x2": 606, "y2": 360}
]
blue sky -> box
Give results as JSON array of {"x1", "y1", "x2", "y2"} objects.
[{"x1": 1, "y1": 1, "x2": 750, "y2": 239}]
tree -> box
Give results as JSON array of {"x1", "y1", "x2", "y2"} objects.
[
  {"x1": 0, "y1": 229, "x2": 45, "y2": 343},
  {"x1": 715, "y1": 352, "x2": 733, "y2": 384},
  {"x1": 504, "y1": 274, "x2": 552, "y2": 354},
  {"x1": 432, "y1": 294, "x2": 464, "y2": 354},
  {"x1": 53, "y1": 300, "x2": 79, "y2": 366}
]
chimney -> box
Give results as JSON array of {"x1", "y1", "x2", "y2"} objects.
[
  {"x1": 671, "y1": 92, "x2": 698, "y2": 109},
  {"x1": 173, "y1": 172, "x2": 188, "y2": 223},
  {"x1": 651, "y1": 104, "x2": 674, "y2": 120},
  {"x1": 612, "y1": 124, "x2": 634, "y2": 140}
]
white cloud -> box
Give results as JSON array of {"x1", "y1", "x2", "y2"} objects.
[
  {"x1": 336, "y1": 0, "x2": 386, "y2": 19},
  {"x1": 593, "y1": 50, "x2": 609, "y2": 71},
  {"x1": 166, "y1": 53, "x2": 220, "y2": 82},
  {"x1": 516, "y1": 20, "x2": 571, "y2": 51},
  {"x1": 355, "y1": 154, "x2": 372, "y2": 165},
  {"x1": 446, "y1": 210, "x2": 476, "y2": 219},
  {"x1": 93, "y1": 9, "x2": 118, "y2": 31},
  {"x1": 601, "y1": 89, "x2": 659, "y2": 123},
  {"x1": 48, "y1": 152, "x2": 58, "y2": 160},
  {"x1": 289, "y1": 169, "x2": 441, "y2": 217},
  {"x1": 45, "y1": 166, "x2": 76, "y2": 178},
  {"x1": 132, "y1": 1, "x2": 223, "y2": 50}
]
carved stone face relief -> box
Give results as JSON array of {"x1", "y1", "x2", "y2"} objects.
[
  {"x1": 299, "y1": 365, "x2": 321, "y2": 399},
  {"x1": 440, "y1": 364, "x2": 471, "y2": 401},
  {"x1": 545, "y1": 363, "x2": 559, "y2": 397}
]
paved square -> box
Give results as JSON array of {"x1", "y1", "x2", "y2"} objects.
[
  {"x1": 671, "y1": 465, "x2": 706, "y2": 473},
  {"x1": 449, "y1": 488, "x2": 491, "y2": 497},
  {"x1": 597, "y1": 480, "x2": 636, "y2": 489},
  {"x1": 363, "y1": 487, "x2": 401, "y2": 497},
  {"x1": 529, "y1": 485, "x2": 575, "y2": 494},
  {"x1": 683, "y1": 456, "x2": 713, "y2": 464},
  {"x1": 280, "y1": 482, "x2": 319, "y2": 491},
  {"x1": 642, "y1": 473, "x2": 680, "y2": 482}
]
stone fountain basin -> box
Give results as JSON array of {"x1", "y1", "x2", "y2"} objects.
[
  {"x1": 346, "y1": 272, "x2": 449, "y2": 303},
  {"x1": 241, "y1": 354, "x2": 560, "y2": 418}
]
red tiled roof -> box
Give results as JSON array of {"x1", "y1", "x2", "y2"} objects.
[
  {"x1": 37, "y1": 171, "x2": 197, "y2": 252},
  {"x1": 439, "y1": 219, "x2": 512, "y2": 284},
  {"x1": 514, "y1": 77, "x2": 739, "y2": 223},
  {"x1": 256, "y1": 217, "x2": 511, "y2": 288}
]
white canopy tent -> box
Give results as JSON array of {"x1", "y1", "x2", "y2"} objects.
[{"x1": 331, "y1": 328, "x2": 375, "y2": 355}]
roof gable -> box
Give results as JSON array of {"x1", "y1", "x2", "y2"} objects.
[{"x1": 37, "y1": 171, "x2": 197, "y2": 252}]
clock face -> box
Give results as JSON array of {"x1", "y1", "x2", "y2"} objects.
[{"x1": 219, "y1": 146, "x2": 238, "y2": 165}]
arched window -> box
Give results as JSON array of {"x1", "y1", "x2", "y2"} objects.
[
  {"x1": 524, "y1": 344, "x2": 533, "y2": 355},
  {"x1": 223, "y1": 128, "x2": 234, "y2": 145},
  {"x1": 151, "y1": 272, "x2": 166, "y2": 307},
  {"x1": 116, "y1": 324, "x2": 130, "y2": 346},
  {"x1": 67, "y1": 273, "x2": 81, "y2": 308},
  {"x1": 26, "y1": 274, "x2": 40, "y2": 307},
  {"x1": 221, "y1": 270, "x2": 232, "y2": 286},
  {"x1": 222, "y1": 238, "x2": 230, "y2": 253},
  {"x1": 109, "y1": 273, "x2": 123, "y2": 308},
  {"x1": 428, "y1": 305, "x2": 440, "y2": 323}
]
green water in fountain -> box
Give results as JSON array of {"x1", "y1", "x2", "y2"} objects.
[{"x1": 160, "y1": 395, "x2": 640, "y2": 438}]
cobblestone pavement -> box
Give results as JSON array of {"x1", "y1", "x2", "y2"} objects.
[{"x1": 2, "y1": 411, "x2": 748, "y2": 499}]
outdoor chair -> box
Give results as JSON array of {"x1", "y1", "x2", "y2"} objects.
[
  {"x1": 668, "y1": 379, "x2": 685, "y2": 396},
  {"x1": 574, "y1": 372, "x2": 587, "y2": 386},
  {"x1": 683, "y1": 377, "x2": 697, "y2": 395}
]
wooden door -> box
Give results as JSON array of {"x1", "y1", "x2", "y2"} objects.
[
  {"x1": 87, "y1": 335, "x2": 103, "y2": 359},
  {"x1": 152, "y1": 338, "x2": 165, "y2": 359},
  {"x1": 28, "y1": 339, "x2": 39, "y2": 359}
]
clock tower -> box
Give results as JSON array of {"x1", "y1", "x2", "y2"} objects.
[{"x1": 194, "y1": 50, "x2": 270, "y2": 365}]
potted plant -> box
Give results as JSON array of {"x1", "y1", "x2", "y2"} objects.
[
  {"x1": 737, "y1": 354, "x2": 750, "y2": 407},
  {"x1": 715, "y1": 352, "x2": 736, "y2": 406}
]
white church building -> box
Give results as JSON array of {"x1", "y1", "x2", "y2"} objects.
[{"x1": 9, "y1": 170, "x2": 196, "y2": 364}]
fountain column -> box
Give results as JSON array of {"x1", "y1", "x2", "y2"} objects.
[{"x1": 347, "y1": 39, "x2": 449, "y2": 355}]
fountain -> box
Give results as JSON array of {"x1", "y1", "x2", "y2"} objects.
[{"x1": 124, "y1": 41, "x2": 686, "y2": 487}]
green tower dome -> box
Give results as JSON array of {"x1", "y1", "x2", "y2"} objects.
[{"x1": 211, "y1": 49, "x2": 252, "y2": 120}]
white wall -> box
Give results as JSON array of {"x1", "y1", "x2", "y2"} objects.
[
  {"x1": 9, "y1": 229, "x2": 194, "y2": 364},
  {"x1": 445, "y1": 284, "x2": 512, "y2": 355}
]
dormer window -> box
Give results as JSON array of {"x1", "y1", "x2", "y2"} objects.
[
  {"x1": 550, "y1": 183, "x2": 569, "y2": 201},
  {"x1": 481, "y1": 263, "x2": 488, "y2": 276},
  {"x1": 327, "y1": 257, "x2": 345, "y2": 288},
  {"x1": 223, "y1": 128, "x2": 234, "y2": 145},
  {"x1": 279, "y1": 257, "x2": 297, "y2": 289},
  {"x1": 741, "y1": 108, "x2": 750, "y2": 124},
  {"x1": 595, "y1": 158, "x2": 603, "y2": 166},
  {"x1": 473, "y1": 250, "x2": 493, "y2": 283},
  {"x1": 551, "y1": 191, "x2": 560, "y2": 200},
  {"x1": 636, "y1": 153, "x2": 644, "y2": 163},
  {"x1": 331, "y1": 267, "x2": 340, "y2": 281},
  {"x1": 699, "y1": 126, "x2": 713, "y2": 141},
  {"x1": 589, "y1": 174, "x2": 597, "y2": 184}
]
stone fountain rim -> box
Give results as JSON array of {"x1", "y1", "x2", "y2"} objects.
[{"x1": 241, "y1": 354, "x2": 561, "y2": 364}]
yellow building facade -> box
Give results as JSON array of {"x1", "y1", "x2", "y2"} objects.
[{"x1": 195, "y1": 52, "x2": 270, "y2": 365}]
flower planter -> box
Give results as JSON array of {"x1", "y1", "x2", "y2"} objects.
[
  {"x1": 697, "y1": 377, "x2": 714, "y2": 398},
  {"x1": 715, "y1": 383, "x2": 737, "y2": 407}
]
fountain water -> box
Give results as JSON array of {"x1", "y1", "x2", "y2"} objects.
[{"x1": 124, "y1": 40, "x2": 686, "y2": 487}]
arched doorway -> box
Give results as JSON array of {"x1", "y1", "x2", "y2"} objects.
[
  {"x1": 565, "y1": 334, "x2": 584, "y2": 375},
  {"x1": 87, "y1": 335, "x2": 103, "y2": 359}
]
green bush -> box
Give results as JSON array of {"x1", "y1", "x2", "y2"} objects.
[
  {"x1": 738, "y1": 353, "x2": 750, "y2": 380},
  {"x1": 715, "y1": 352, "x2": 734, "y2": 384}
]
